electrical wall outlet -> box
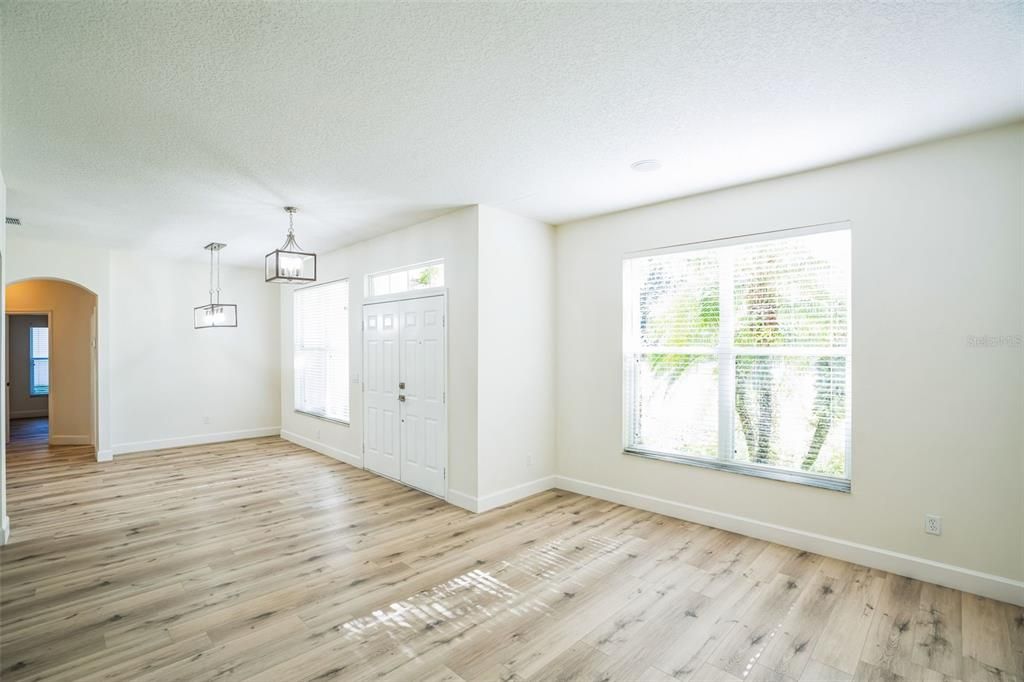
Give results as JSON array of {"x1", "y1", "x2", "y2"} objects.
[
  {"x1": 925, "y1": 514, "x2": 942, "y2": 536},
  {"x1": 202, "y1": 416, "x2": 210, "y2": 425}
]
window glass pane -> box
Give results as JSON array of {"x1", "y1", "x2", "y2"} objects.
[
  {"x1": 733, "y1": 354, "x2": 848, "y2": 476},
  {"x1": 367, "y1": 261, "x2": 445, "y2": 297},
  {"x1": 389, "y1": 272, "x2": 407, "y2": 294},
  {"x1": 31, "y1": 359, "x2": 49, "y2": 395},
  {"x1": 430, "y1": 264, "x2": 444, "y2": 288},
  {"x1": 625, "y1": 226, "x2": 851, "y2": 487},
  {"x1": 294, "y1": 280, "x2": 349, "y2": 422},
  {"x1": 30, "y1": 327, "x2": 49, "y2": 395},
  {"x1": 371, "y1": 274, "x2": 390, "y2": 297},
  {"x1": 734, "y1": 230, "x2": 850, "y2": 348},
  {"x1": 633, "y1": 251, "x2": 718, "y2": 348},
  {"x1": 31, "y1": 327, "x2": 49, "y2": 358},
  {"x1": 295, "y1": 349, "x2": 327, "y2": 413},
  {"x1": 408, "y1": 263, "x2": 444, "y2": 290},
  {"x1": 628, "y1": 353, "x2": 719, "y2": 459}
]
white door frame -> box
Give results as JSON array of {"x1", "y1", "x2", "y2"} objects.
[{"x1": 362, "y1": 288, "x2": 448, "y2": 500}]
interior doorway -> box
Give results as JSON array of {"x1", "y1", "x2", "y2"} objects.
[
  {"x1": 5, "y1": 312, "x2": 51, "y2": 449},
  {"x1": 5, "y1": 279, "x2": 99, "y2": 453}
]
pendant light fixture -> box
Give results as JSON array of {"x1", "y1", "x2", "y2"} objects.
[
  {"x1": 265, "y1": 206, "x2": 316, "y2": 283},
  {"x1": 194, "y1": 242, "x2": 238, "y2": 328}
]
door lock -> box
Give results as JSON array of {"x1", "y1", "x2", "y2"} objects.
[
  {"x1": 398, "y1": 395, "x2": 406, "y2": 402},
  {"x1": 399, "y1": 382, "x2": 405, "y2": 389}
]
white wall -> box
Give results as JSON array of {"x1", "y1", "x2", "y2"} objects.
[
  {"x1": 556, "y1": 124, "x2": 1024, "y2": 587},
  {"x1": 108, "y1": 250, "x2": 280, "y2": 452},
  {"x1": 7, "y1": 314, "x2": 49, "y2": 418},
  {"x1": 4, "y1": 236, "x2": 280, "y2": 458},
  {"x1": 280, "y1": 207, "x2": 481, "y2": 499},
  {"x1": 477, "y1": 205, "x2": 556, "y2": 506},
  {"x1": 281, "y1": 204, "x2": 559, "y2": 511},
  {"x1": 5, "y1": 234, "x2": 113, "y2": 456},
  {"x1": 1, "y1": 168, "x2": 8, "y2": 543}
]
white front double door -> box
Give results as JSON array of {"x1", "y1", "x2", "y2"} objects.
[{"x1": 363, "y1": 295, "x2": 446, "y2": 497}]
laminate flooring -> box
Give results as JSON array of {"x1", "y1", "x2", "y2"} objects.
[{"x1": 1, "y1": 436, "x2": 1020, "y2": 681}]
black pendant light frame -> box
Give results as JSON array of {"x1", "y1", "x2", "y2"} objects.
[
  {"x1": 265, "y1": 206, "x2": 317, "y2": 283},
  {"x1": 194, "y1": 242, "x2": 238, "y2": 328}
]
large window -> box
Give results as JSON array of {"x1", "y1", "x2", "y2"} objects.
[
  {"x1": 294, "y1": 279, "x2": 350, "y2": 423},
  {"x1": 367, "y1": 260, "x2": 444, "y2": 297},
  {"x1": 624, "y1": 224, "x2": 851, "y2": 491},
  {"x1": 30, "y1": 326, "x2": 49, "y2": 397}
]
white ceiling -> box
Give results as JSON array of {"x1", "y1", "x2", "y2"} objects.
[{"x1": 2, "y1": 2, "x2": 1022, "y2": 264}]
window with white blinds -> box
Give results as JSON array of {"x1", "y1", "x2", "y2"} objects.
[
  {"x1": 30, "y1": 326, "x2": 49, "y2": 397},
  {"x1": 294, "y1": 279, "x2": 350, "y2": 423},
  {"x1": 623, "y1": 224, "x2": 851, "y2": 491}
]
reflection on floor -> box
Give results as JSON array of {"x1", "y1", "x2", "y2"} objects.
[
  {"x1": 0, "y1": 436, "x2": 1020, "y2": 681},
  {"x1": 8, "y1": 416, "x2": 49, "y2": 449}
]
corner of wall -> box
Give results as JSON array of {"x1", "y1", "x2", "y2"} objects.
[
  {"x1": 1, "y1": 169, "x2": 7, "y2": 534},
  {"x1": 475, "y1": 205, "x2": 557, "y2": 504}
]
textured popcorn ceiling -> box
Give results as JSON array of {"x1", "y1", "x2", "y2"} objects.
[{"x1": 2, "y1": 1, "x2": 1022, "y2": 264}]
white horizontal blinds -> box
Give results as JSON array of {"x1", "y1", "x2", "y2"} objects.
[
  {"x1": 733, "y1": 230, "x2": 849, "y2": 348},
  {"x1": 732, "y1": 230, "x2": 850, "y2": 476},
  {"x1": 31, "y1": 326, "x2": 49, "y2": 357},
  {"x1": 732, "y1": 355, "x2": 848, "y2": 475},
  {"x1": 294, "y1": 280, "x2": 350, "y2": 422},
  {"x1": 632, "y1": 249, "x2": 719, "y2": 350},
  {"x1": 625, "y1": 249, "x2": 721, "y2": 459},
  {"x1": 30, "y1": 327, "x2": 49, "y2": 395},
  {"x1": 629, "y1": 354, "x2": 719, "y2": 457},
  {"x1": 625, "y1": 226, "x2": 851, "y2": 482}
]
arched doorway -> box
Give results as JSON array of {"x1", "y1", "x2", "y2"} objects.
[{"x1": 5, "y1": 279, "x2": 99, "y2": 454}]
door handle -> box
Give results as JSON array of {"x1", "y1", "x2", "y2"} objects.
[
  {"x1": 399, "y1": 382, "x2": 405, "y2": 389},
  {"x1": 398, "y1": 395, "x2": 406, "y2": 402}
]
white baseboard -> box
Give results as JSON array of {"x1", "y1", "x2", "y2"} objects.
[
  {"x1": 11, "y1": 409, "x2": 48, "y2": 418},
  {"x1": 280, "y1": 430, "x2": 362, "y2": 469},
  {"x1": 554, "y1": 475, "x2": 1024, "y2": 606},
  {"x1": 446, "y1": 488, "x2": 479, "y2": 512},
  {"x1": 1, "y1": 515, "x2": 9, "y2": 545},
  {"x1": 112, "y1": 427, "x2": 281, "y2": 456},
  {"x1": 97, "y1": 449, "x2": 113, "y2": 462},
  {"x1": 447, "y1": 476, "x2": 557, "y2": 514},
  {"x1": 50, "y1": 434, "x2": 92, "y2": 445},
  {"x1": 478, "y1": 476, "x2": 557, "y2": 513}
]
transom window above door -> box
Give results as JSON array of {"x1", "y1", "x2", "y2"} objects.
[
  {"x1": 366, "y1": 260, "x2": 445, "y2": 298},
  {"x1": 623, "y1": 223, "x2": 851, "y2": 491}
]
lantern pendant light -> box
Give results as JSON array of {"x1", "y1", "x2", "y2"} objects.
[
  {"x1": 265, "y1": 206, "x2": 316, "y2": 283},
  {"x1": 194, "y1": 242, "x2": 238, "y2": 328}
]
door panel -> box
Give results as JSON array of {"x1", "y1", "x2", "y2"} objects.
[
  {"x1": 398, "y1": 296, "x2": 446, "y2": 496},
  {"x1": 362, "y1": 294, "x2": 446, "y2": 498},
  {"x1": 362, "y1": 303, "x2": 401, "y2": 480}
]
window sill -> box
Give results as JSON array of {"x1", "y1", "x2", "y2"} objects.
[
  {"x1": 623, "y1": 447, "x2": 851, "y2": 493},
  {"x1": 294, "y1": 410, "x2": 350, "y2": 427}
]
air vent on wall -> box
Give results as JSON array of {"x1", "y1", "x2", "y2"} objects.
[{"x1": 5, "y1": 217, "x2": 21, "y2": 225}]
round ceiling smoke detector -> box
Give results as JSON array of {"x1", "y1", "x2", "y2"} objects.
[{"x1": 630, "y1": 159, "x2": 662, "y2": 173}]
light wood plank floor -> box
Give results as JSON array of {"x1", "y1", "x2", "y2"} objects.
[{"x1": 1, "y1": 437, "x2": 1020, "y2": 681}]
